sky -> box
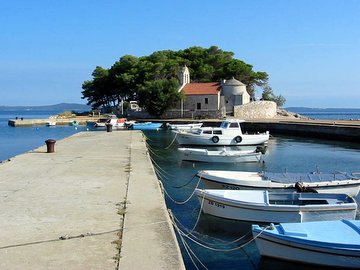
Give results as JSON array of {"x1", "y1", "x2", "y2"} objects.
[{"x1": 0, "y1": 0, "x2": 359, "y2": 108}]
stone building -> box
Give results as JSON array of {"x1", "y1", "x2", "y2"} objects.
[
  {"x1": 221, "y1": 77, "x2": 250, "y2": 114},
  {"x1": 165, "y1": 66, "x2": 251, "y2": 118}
]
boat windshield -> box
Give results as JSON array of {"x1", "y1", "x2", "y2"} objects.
[
  {"x1": 220, "y1": 122, "x2": 230, "y2": 129},
  {"x1": 229, "y1": 122, "x2": 240, "y2": 129}
]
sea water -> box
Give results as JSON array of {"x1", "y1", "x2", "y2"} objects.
[
  {"x1": 288, "y1": 108, "x2": 360, "y2": 120},
  {"x1": 145, "y1": 129, "x2": 360, "y2": 270},
  {"x1": 0, "y1": 111, "x2": 87, "y2": 161}
]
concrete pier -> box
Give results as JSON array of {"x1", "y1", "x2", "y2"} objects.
[
  {"x1": 8, "y1": 116, "x2": 100, "y2": 127},
  {"x1": 242, "y1": 119, "x2": 360, "y2": 142},
  {"x1": 0, "y1": 131, "x2": 184, "y2": 269}
]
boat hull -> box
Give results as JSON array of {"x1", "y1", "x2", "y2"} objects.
[
  {"x1": 175, "y1": 132, "x2": 269, "y2": 146},
  {"x1": 129, "y1": 122, "x2": 162, "y2": 130},
  {"x1": 46, "y1": 122, "x2": 56, "y2": 126},
  {"x1": 179, "y1": 148, "x2": 261, "y2": 163},
  {"x1": 255, "y1": 233, "x2": 360, "y2": 268},
  {"x1": 197, "y1": 170, "x2": 360, "y2": 196},
  {"x1": 168, "y1": 123, "x2": 203, "y2": 131},
  {"x1": 196, "y1": 189, "x2": 357, "y2": 223},
  {"x1": 252, "y1": 220, "x2": 360, "y2": 268}
]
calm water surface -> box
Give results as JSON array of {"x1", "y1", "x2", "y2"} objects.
[
  {"x1": 145, "y1": 129, "x2": 360, "y2": 270},
  {"x1": 288, "y1": 108, "x2": 360, "y2": 120},
  {"x1": 0, "y1": 111, "x2": 87, "y2": 161}
]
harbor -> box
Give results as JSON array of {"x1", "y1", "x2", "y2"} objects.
[
  {"x1": 8, "y1": 116, "x2": 360, "y2": 142},
  {"x1": 1, "y1": 113, "x2": 360, "y2": 269},
  {"x1": 0, "y1": 130, "x2": 184, "y2": 269},
  {"x1": 2, "y1": 1, "x2": 360, "y2": 268},
  {"x1": 144, "y1": 126, "x2": 360, "y2": 269}
]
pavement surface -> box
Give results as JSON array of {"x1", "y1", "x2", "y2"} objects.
[{"x1": 0, "y1": 130, "x2": 184, "y2": 270}]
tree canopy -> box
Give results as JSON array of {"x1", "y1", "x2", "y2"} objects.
[
  {"x1": 261, "y1": 85, "x2": 286, "y2": 107},
  {"x1": 81, "y1": 46, "x2": 283, "y2": 115}
]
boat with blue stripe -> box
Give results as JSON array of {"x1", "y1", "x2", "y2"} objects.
[{"x1": 252, "y1": 219, "x2": 360, "y2": 268}]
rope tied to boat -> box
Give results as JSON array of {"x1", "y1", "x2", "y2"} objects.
[
  {"x1": 159, "y1": 174, "x2": 203, "y2": 205},
  {"x1": 168, "y1": 208, "x2": 272, "y2": 253},
  {"x1": 165, "y1": 132, "x2": 178, "y2": 149}
]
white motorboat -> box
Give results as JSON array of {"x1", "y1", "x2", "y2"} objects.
[
  {"x1": 94, "y1": 115, "x2": 127, "y2": 129},
  {"x1": 196, "y1": 170, "x2": 360, "y2": 196},
  {"x1": 46, "y1": 121, "x2": 56, "y2": 126},
  {"x1": 93, "y1": 117, "x2": 108, "y2": 127},
  {"x1": 174, "y1": 119, "x2": 269, "y2": 146},
  {"x1": 252, "y1": 220, "x2": 360, "y2": 268},
  {"x1": 178, "y1": 147, "x2": 262, "y2": 163},
  {"x1": 168, "y1": 122, "x2": 203, "y2": 131},
  {"x1": 195, "y1": 189, "x2": 357, "y2": 223}
]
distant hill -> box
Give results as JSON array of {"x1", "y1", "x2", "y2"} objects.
[{"x1": 0, "y1": 103, "x2": 91, "y2": 112}]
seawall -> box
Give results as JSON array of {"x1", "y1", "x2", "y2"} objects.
[
  {"x1": 0, "y1": 130, "x2": 185, "y2": 269},
  {"x1": 241, "y1": 119, "x2": 360, "y2": 143},
  {"x1": 8, "y1": 116, "x2": 100, "y2": 127},
  {"x1": 8, "y1": 117, "x2": 360, "y2": 143}
]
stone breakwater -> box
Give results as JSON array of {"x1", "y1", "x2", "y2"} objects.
[
  {"x1": 8, "y1": 116, "x2": 100, "y2": 126},
  {"x1": 242, "y1": 118, "x2": 360, "y2": 143}
]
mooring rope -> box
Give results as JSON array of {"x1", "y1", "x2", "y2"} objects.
[
  {"x1": 178, "y1": 228, "x2": 207, "y2": 270},
  {"x1": 146, "y1": 144, "x2": 163, "y2": 159},
  {"x1": 171, "y1": 210, "x2": 253, "y2": 247},
  {"x1": 178, "y1": 222, "x2": 269, "y2": 252},
  {"x1": 188, "y1": 190, "x2": 205, "y2": 233},
  {"x1": 169, "y1": 209, "x2": 208, "y2": 270},
  {"x1": 164, "y1": 132, "x2": 178, "y2": 149},
  {"x1": 168, "y1": 209, "x2": 271, "y2": 252},
  {"x1": 160, "y1": 174, "x2": 203, "y2": 205},
  {"x1": 151, "y1": 153, "x2": 199, "y2": 188},
  {"x1": 150, "y1": 155, "x2": 174, "y2": 177},
  {"x1": 171, "y1": 174, "x2": 198, "y2": 189}
]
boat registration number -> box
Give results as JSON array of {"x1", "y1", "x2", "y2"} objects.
[
  {"x1": 208, "y1": 200, "x2": 225, "y2": 209},
  {"x1": 222, "y1": 184, "x2": 240, "y2": 190}
]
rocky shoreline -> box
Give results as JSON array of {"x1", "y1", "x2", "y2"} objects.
[{"x1": 276, "y1": 108, "x2": 310, "y2": 120}]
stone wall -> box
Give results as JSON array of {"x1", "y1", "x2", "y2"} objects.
[
  {"x1": 183, "y1": 94, "x2": 219, "y2": 111},
  {"x1": 234, "y1": 101, "x2": 276, "y2": 119}
]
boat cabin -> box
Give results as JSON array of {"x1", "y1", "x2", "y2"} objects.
[{"x1": 219, "y1": 119, "x2": 244, "y2": 130}]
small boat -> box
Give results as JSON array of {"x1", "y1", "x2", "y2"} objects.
[
  {"x1": 174, "y1": 119, "x2": 269, "y2": 146},
  {"x1": 178, "y1": 147, "x2": 262, "y2": 163},
  {"x1": 196, "y1": 170, "x2": 360, "y2": 196},
  {"x1": 110, "y1": 117, "x2": 127, "y2": 129},
  {"x1": 168, "y1": 122, "x2": 203, "y2": 131},
  {"x1": 252, "y1": 219, "x2": 360, "y2": 268},
  {"x1": 93, "y1": 117, "x2": 108, "y2": 127},
  {"x1": 94, "y1": 115, "x2": 127, "y2": 129},
  {"x1": 69, "y1": 120, "x2": 80, "y2": 126},
  {"x1": 195, "y1": 189, "x2": 357, "y2": 223},
  {"x1": 127, "y1": 122, "x2": 162, "y2": 130},
  {"x1": 46, "y1": 121, "x2": 56, "y2": 126}
]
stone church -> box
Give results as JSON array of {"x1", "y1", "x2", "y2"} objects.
[{"x1": 165, "y1": 66, "x2": 250, "y2": 118}]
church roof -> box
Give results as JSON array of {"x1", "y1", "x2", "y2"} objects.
[
  {"x1": 224, "y1": 77, "x2": 246, "y2": 86},
  {"x1": 182, "y1": 83, "x2": 221, "y2": 95}
]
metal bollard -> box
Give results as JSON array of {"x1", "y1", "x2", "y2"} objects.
[
  {"x1": 106, "y1": 124, "x2": 113, "y2": 132},
  {"x1": 45, "y1": 139, "x2": 56, "y2": 153}
]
